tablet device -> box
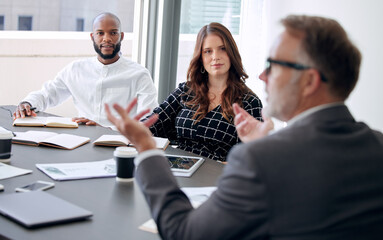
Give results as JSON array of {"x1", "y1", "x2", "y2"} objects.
[
  {"x1": 0, "y1": 191, "x2": 92, "y2": 228},
  {"x1": 166, "y1": 154, "x2": 205, "y2": 177}
]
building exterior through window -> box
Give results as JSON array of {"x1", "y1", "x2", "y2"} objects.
[
  {"x1": 0, "y1": 0, "x2": 134, "y2": 32},
  {"x1": 0, "y1": 16, "x2": 4, "y2": 30},
  {"x1": 18, "y1": 16, "x2": 33, "y2": 31},
  {"x1": 76, "y1": 18, "x2": 85, "y2": 32}
]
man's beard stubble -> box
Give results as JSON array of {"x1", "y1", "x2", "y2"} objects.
[{"x1": 93, "y1": 41, "x2": 121, "y2": 60}]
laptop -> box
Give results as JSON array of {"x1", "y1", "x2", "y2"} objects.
[{"x1": 0, "y1": 191, "x2": 92, "y2": 228}]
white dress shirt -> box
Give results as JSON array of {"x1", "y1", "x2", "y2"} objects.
[{"x1": 23, "y1": 56, "x2": 158, "y2": 127}]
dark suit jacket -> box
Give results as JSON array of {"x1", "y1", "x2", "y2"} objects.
[{"x1": 135, "y1": 105, "x2": 383, "y2": 240}]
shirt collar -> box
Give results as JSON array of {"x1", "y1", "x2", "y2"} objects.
[
  {"x1": 287, "y1": 102, "x2": 345, "y2": 127},
  {"x1": 93, "y1": 55, "x2": 122, "y2": 67}
]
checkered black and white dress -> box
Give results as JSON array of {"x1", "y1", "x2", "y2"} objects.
[{"x1": 148, "y1": 82, "x2": 263, "y2": 161}]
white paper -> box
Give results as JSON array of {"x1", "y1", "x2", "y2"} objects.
[
  {"x1": 138, "y1": 186, "x2": 217, "y2": 234},
  {"x1": 13, "y1": 117, "x2": 46, "y2": 126},
  {"x1": 181, "y1": 186, "x2": 217, "y2": 208},
  {"x1": 41, "y1": 133, "x2": 90, "y2": 149},
  {"x1": 13, "y1": 131, "x2": 90, "y2": 149},
  {"x1": 153, "y1": 137, "x2": 170, "y2": 149},
  {"x1": 36, "y1": 159, "x2": 116, "y2": 181},
  {"x1": 0, "y1": 163, "x2": 32, "y2": 180},
  {"x1": 139, "y1": 219, "x2": 158, "y2": 234},
  {"x1": 93, "y1": 134, "x2": 130, "y2": 146},
  {"x1": 45, "y1": 117, "x2": 77, "y2": 126},
  {"x1": 14, "y1": 131, "x2": 57, "y2": 143}
]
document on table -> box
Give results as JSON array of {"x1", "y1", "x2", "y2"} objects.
[
  {"x1": 0, "y1": 163, "x2": 32, "y2": 180},
  {"x1": 36, "y1": 159, "x2": 116, "y2": 181},
  {"x1": 139, "y1": 186, "x2": 217, "y2": 234}
]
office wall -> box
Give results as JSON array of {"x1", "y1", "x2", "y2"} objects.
[
  {"x1": 266, "y1": 0, "x2": 383, "y2": 131},
  {"x1": 0, "y1": 32, "x2": 132, "y2": 117}
]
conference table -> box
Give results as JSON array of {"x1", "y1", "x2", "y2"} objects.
[{"x1": 0, "y1": 105, "x2": 224, "y2": 240}]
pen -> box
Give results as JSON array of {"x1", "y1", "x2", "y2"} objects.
[{"x1": 22, "y1": 107, "x2": 36, "y2": 113}]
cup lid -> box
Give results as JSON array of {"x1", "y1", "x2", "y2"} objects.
[
  {"x1": 0, "y1": 127, "x2": 13, "y2": 139},
  {"x1": 114, "y1": 147, "x2": 137, "y2": 157}
]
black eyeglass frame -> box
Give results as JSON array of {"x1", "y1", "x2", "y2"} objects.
[{"x1": 265, "y1": 58, "x2": 328, "y2": 82}]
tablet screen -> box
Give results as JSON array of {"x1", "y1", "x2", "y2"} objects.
[{"x1": 167, "y1": 156, "x2": 200, "y2": 170}]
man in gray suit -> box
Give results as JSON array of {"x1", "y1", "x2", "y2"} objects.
[{"x1": 106, "y1": 15, "x2": 383, "y2": 239}]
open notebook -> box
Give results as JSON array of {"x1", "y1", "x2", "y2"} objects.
[
  {"x1": 93, "y1": 134, "x2": 170, "y2": 150},
  {"x1": 0, "y1": 191, "x2": 92, "y2": 228},
  {"x1": 13, "y1": 131, "x2": 90, "y2": 150},
  {"x1": 13, "y1": 116, "x2": 78, "y2": 128}
]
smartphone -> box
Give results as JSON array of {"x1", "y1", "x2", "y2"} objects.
[{"x1": 15, "y1": 180, "x2": 54, "y2": 192}]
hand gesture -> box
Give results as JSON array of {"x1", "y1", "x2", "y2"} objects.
[
  {"x1": 233, "y1": 103, "x2": 274, "y2": 143},
  {"x1": 13, "y1": 102, "x2": 37, "y2": 119},
  {"x1": 105, "y1": 98, "x2": 159, "y2": 153}
]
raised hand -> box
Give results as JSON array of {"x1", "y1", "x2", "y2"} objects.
[
  {"x1": 105, "y1": 98, "x2": 159, "y2": 153},
  {"x1": 233, "y1": 103, "x2": 274, "y2": 143}
]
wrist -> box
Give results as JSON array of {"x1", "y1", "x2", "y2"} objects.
[{"x1": 135, "y1": 138, "x2": 156, "y2": 153}]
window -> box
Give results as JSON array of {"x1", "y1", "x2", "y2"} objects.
[
  {"x1": 176, "y1": 0, "x2": 242, "y2": 85},
  {"x1": 0, "y1": 0, "x2": 137, "y2": 118},
  {"x1": 0, "y1": 1, "x2": 135, "y2": 32},
  {"x1": 0, "y1": 16, "x2": 4, "y2": 30},
  {"x1": 18, "y1": 16, "x2": 32, "y2": 31},
  {"x1": 180, "y1": 0, "x2": 242, "y2": 34},
  {"x1": 76, "y1": 18, "x2": 85, "y2": 32}
]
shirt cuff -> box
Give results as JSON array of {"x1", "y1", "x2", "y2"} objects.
[{"x1": 134, "y1": 149, "x2": 165, "y2": 166}]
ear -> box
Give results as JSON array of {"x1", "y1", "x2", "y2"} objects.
[
  {"x1": 301, "y1": 69, "x2": 322, "y2": 97},
  {"x1": 90, "y1": 32, "x2": 94, "y2": 41},
  {"x1": 120, "y1": 32, "x2": 124, "y2": 41}
]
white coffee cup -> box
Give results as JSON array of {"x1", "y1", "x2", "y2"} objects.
[
  {"x1": 0, "y1": 127, "x2": 13, "y2": 163},
  {"x1": 114, "y1": 147, "x2": 137, "y2": 182}
]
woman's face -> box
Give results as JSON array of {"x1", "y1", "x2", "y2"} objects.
[{"x1": 201, "y1": 34, "x2": 231, "y2": 80}]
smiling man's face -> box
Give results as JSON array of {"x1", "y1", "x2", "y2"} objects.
[{"x1": 91, "y1": 14, "x2": 124, "y2": 65}]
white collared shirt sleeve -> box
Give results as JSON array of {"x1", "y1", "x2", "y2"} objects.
[
  {"x1": 22, "y1": 63, "x2": 73, "y2": 112},
  {"x1": 22, "y1": 57, "x2": 158, "y2": 127}
]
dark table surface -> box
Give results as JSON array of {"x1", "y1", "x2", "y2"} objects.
[{"x1": 0, "y1": 105, "x2": 224, "y2": 240}]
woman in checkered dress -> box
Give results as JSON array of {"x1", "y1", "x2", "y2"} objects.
[{"x1": 146, "y1": 22, "x2": 263, "y2": 162}]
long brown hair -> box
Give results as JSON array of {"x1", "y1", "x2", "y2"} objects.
[{"x1": 185, "y1": 22, "x2": 252, "y2": 122}]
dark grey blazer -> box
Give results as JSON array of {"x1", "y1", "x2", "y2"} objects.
[{"x1": 135, "y1": 105, "x2": 383, "y2": 240}]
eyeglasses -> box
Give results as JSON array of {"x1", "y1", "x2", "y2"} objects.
[{"x1": 265, "y1": 58, "x2": 328, "y2": 82}]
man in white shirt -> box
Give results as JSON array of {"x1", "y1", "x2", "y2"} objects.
[
  {"x1": 105, "y1": 15, "x2": 383, "y2": 239},
  {"x1": 13, "y1": 12, "x2": 157, "y2": 127}
]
